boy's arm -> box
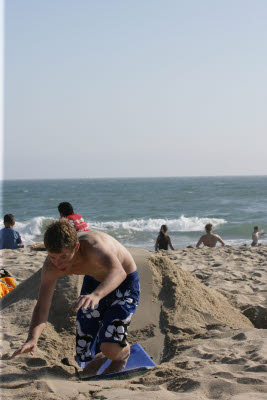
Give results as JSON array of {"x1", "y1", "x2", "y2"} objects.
[
  {"x1": 155, "y1": 237, "x2": 159, "y2": 251},
  {"x1": 16, "y1": 233, "x2": 24, "y2": 248},
  {"x1": 10, "y1": 259, "x2": 58, "y2": 359},
  {"x1": 73, "y1": 248, "x2": 127, "y2": 312}
]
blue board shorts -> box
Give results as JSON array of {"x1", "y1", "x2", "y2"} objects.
[{"x1": 75, "y1": 270, "x2": 140, "y2": 365}]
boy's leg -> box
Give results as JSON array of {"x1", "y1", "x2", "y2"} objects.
[
  {"x1": 80, "y1": 271, "x2": 140, "y2": 377},
  {"x1": 80, "y1": 342, "x2": 130, "y2": 378},
  {"x1": 76, "y1": 275, "x2": 104, "y2": 378},
  {"x1": 100, "y1": 342, "x2": 130, "y2": 375},
  {"x1": 96, "y1": 308, "x2": 135, "y2": 375}
]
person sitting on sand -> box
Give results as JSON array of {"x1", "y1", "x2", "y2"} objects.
[
  {"x1": 155, "y1": 224, "x2": 175, "y2": 251},
  {"x1": 10, "y1": 219, "x2": 140, "y2": 378},
  {"x1": 58, "y1": 202, "x2": 90, "y2": 232},
  {"x1": 0, "y1": 214, "x2": 24, "y2": 250},
  {"x1": 196, "y1": 223, "x2": 225, "y2": 248},
  {"x1": 251, "y1": 226, "x2": 266, "y2": 246}
]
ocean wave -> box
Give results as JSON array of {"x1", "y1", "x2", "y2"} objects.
[
  {"x1": 14, "y1": 217, "x2": 54, "y2": 245},
  {"x1": 91, "y1": 216, "x2": 227, "y2": 233},
  {"x1": 8, "y1": 215, "x2": 227, "y2": 247}
]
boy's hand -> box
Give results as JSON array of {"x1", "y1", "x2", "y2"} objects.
[
  {"x1": 9, "y1": 340, "x2": 37, "y2": 359},
  {"x1": 72, "y1": 294, "x2": 100, "y2": 313}
]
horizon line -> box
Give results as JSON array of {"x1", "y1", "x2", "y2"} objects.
[{"x1": 1, "y1": 174, "x2": 267, "y2": 181}]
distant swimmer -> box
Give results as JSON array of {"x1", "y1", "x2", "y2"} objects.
[
  {"x1": 251, "y1": 226, "x2": 266, "y2": 246},
  {"x1": 155, "y1": 225, "x2": 175, "y2": 251},
  {"x1": 196, "y1": 223, "x2": 225, "y2": 248},
  {"x1": 58, "y1": 202, "x2": 90, "y2": 232}
]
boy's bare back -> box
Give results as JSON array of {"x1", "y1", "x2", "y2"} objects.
[{"x1": 45, "y1": 230, "x2": 137, "y2": 282}]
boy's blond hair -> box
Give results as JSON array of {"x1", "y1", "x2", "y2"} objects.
[{"x1": 44, "y1": 219, "x2": 78, "y2": 253}]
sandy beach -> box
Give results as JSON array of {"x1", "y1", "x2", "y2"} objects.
[{"x1": 0, "y1": 245, "x2": 267, "y2": 399}]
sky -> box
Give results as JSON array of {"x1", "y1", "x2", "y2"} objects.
[
  {"x1": 0, "y1": 0, "x2": 3, "y2": 179},
  {"x1": 3, "y1": 0, "x2": 267, "y2": 179}
]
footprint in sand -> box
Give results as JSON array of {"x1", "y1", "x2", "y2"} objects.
[
  {"x1": 232, "y1": 333, "x2": 247, "y2": 341},
  {"x1": 220, "y1": 356, "x2": 248, "y2": 365},
  {"x1": 244, "y1": 365, "x2": 267, "y2": 372},
  {"x1": 26, "y1": 357, "x2": 47, "y2": 367},
  {"x1": 236, "y1": 377, "x2": 265, "y2": 384},
  {"x1": 252, "y1": 272, "x2": 262, "y2": 277},
  {"x1": 212, "y1": 371, "x2": 235, "y2": 379}
]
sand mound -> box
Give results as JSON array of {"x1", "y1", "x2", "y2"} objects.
[
  {"x1": 150, "y1": 255, "x2": 252, "y2": 329},
  {"x1": 167, "y1": 245, "x2": 267, "y2": 330},
  {"x1": 0, "y1": 267, "x2": 85, "y2": 383},
  {"x1": 0, "y1": 268, "x2": 84, "y2": 335},
  {"x1": 147, "y1": 255, "x2": 253, "y2": 362}
]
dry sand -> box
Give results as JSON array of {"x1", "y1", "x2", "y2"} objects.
[{"x1": 0, "y1": 245, "x2": 267, "y2": 399}]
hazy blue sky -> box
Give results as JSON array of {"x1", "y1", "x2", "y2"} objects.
[
  {"x1": 4, "y1": 0, "x2": 267, "y2": 179},
  {"x1": 0, "y1": 1, "x2": 3, "y2": 179}
]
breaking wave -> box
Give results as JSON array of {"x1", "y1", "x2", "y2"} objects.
[
  {"x1": 91, "y1": 215, "x2": 227, "y2": 233},
  {"x1": 3, "y1": 215, "x2": 227, "y2": 248}
]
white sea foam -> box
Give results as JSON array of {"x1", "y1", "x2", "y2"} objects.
[
  {"x1": 4, "y1": 215, "x2": 227, "y2": 247},
  {"x1": 91, "y1": 215, "x2": 227, "y2": 233},
  {"x1": 14, "y1": 217, "x2": 54, "y2": 246}
]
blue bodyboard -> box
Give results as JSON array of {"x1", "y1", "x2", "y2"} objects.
[{"x1": 80, "y1": 344, "x2": 156, "y2": 380}]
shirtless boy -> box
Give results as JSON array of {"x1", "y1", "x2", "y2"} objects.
[
  {"x1": 251, "y1": 226, "x2": 266, "y2": 246},
  {"x1": 10, "y1": 219, "x2": 140, "y2": 378},
  {"x1": 196, "y1": 223, "x2": 225, "y2": 248}
]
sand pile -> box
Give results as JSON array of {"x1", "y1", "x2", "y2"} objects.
[
  {"x1": 167, "y1": 245, "x2": 267, "y2": 329},
  {"x1": 147, "y1": 255, "x2": 252, "y2": 363},
  {"x1": 0, "y1": 269, "x2": 85, "y2": 385},
  {"x1": 150, "y1": 255, "x2": 252, "y2": 330}
]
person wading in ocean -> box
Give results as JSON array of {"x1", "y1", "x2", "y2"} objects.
[{"x1": 251, "y1": 226, "x2": 266, "y2": 246}]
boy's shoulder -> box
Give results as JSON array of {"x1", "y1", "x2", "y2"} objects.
[
  {"x1": 4, "y1": 228, "x2": 20, "y2": 238},
  {"x1": 0, "y1": 227, "x2": 10, "y2": 234}
]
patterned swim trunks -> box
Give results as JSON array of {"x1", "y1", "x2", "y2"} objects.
[{"x1": 75, "y1": 270, "x2": 140, "y2": 366}]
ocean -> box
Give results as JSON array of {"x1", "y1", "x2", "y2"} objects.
[{"x1": 1, "y1": 176, "x2": 267, "y2": 249}]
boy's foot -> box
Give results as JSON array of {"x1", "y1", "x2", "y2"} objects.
[
  {"x1": 101, "y1": 353, "x2": 130, "y2": 375},
  {"x1": 79, "y1": 352, "x2": 108, "y2": 379}
]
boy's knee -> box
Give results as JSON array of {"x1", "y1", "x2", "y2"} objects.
[{"x1": 101, "y1": 342, "x2": 130, "y2": 361}]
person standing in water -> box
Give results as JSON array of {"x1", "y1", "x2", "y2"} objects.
[
  {"x1": 251, "y1": 226, "x2": 266, "y2": 246},
  {"x1": 155, "y1": 225, "x2": 175, "y2": 251}
]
